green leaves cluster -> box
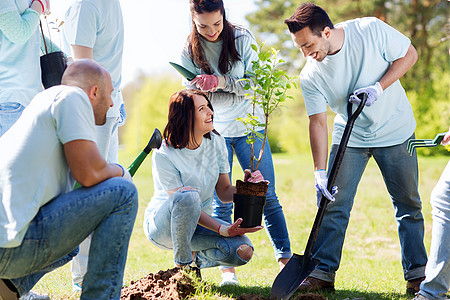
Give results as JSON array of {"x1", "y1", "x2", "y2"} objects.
[{"x1": 237, "y1": 43, "x2": 297, "y2": 171}]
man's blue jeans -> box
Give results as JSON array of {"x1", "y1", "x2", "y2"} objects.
[
  {"x1": 419, "y1": 161, "x2": 450, "y2": 299},
  {"x1": 0, "y1": 178, "x2": 138, "y2": 299},
  {"x1": 310, "y1": 135, "x2": 427, "y2": 282},
  {"x1": 212, "y1": 132, "x2": 291, "y2": 261},
  {"x1": 0, "y1": 102, "x2": 25, "y2": 137},
  {"x1": 144, "y1": 190, "x2": 253, "y2": 269}
]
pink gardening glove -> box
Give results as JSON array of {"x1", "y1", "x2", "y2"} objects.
[
  {"x1": 218, "y1": 218, "x2": 263, "y2": 237},
  {"x1": 243, "y1": 169, "x2": 270, "y2": 184},
  {"x1": 190, "y1": 74, "x2": 219, "y2": 92},
  {"x1": 32, "y1": 0, "x2": 50, "y2": 14}
]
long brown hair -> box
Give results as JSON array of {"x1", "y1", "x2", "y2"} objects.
[
  {"x1": 187, "y1": 0, "x2": 241, "y2": 75},
  {"x1": 164, "y1": 89, "x2": 217, "y2": 149}
]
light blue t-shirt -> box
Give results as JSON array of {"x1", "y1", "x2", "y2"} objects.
[
  {"x1": 300, "y1": 17, "x2": 416, "y2": 147},
  {"x1": 0, "y1": 0, "x2": 42, "y2": 106},
  {"x1": 146, "y1": 133, "x2": 230, "y2": 217},
  {"x1": 62, "y1": 0, "x2": 124, "y2": 118},
  {"x1": 181, "y1": 27, "x2": 265, "y2": 137},
  {"x1": 0, "y1": 86, "x2": 96, "y2": 247}
]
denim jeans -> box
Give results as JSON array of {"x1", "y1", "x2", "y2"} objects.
[
  {"x1": 212, "y1": 131, "x2": 291, "y2": 261},
  {"x1": 144, "y1": 190, "x2": 253, "y2": 269},
  {"x1": 310, "y1": 135, "x2": 427, "y2": 282},
  {"x1": 0, "y1": 102, "x2": 25, "y2": 137},
  {"x1": 0, "y1": 178, "x2": 138, "y2": 299},
  {"x1": 419, "y1": 161, "x2": 450, "y2": 300},
  {"x1": 71, "y1": 115, "x2": 120, "y2": 285}
]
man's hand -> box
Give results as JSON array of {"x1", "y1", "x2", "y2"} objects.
[
  {"x1": 218, "y1": 218, "x2": 263, "y2": 237},
  {"x1": 314, "y1": 169, "x2": 338, "y2": 207},
  {"x1": 190, "y1": 74, "x2": 219, "y2": 92},
  {"x1": 349, "y1": 82, "x2": 383, "y2": 107}
]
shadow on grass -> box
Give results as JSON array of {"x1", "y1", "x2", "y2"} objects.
[{"x1": 206, "y1": 284, "x2": 413, "y2": 300}]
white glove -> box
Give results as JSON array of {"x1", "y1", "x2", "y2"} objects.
[
  {"x1": 314, "y1": 169, "x2": 338, "y2": 207},
  {"x1": 218, "y1": 218, "x2": 263, "y2": 237},
  {"x1": 122, "y1": 168, "x2": 132, "y2": 182},
  {"x1": 116, "y1": 163, "x2": 132, "y2": 182},
  {"x1": 349, "y1": 82, "x2": 383, "y2": 107}
]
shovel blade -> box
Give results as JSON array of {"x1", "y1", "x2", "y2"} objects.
[{"x1": 270, "y1": 254, "x2": 320, "y2": 300}]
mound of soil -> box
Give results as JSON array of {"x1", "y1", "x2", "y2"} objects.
[
  {"x1": 236, "y1": 180, "x2": 268, "y2": 196},
  {"x1": 237, "y1": 293, "x2": 327, "y2": 300},
  {"x1": 120, "y1": 267, "x2": 195, "y2": 300}
]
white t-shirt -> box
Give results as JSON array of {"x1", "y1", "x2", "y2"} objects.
[
  {"x1": 146, "y1": 133, "x2": 230, "y2": 217},
  {"x1": 300, "y1": 17, "x2": 416, "y2": 147},
  {"x1": 0, "y1": 0, "x2": 42, "y2": 106},
  {"x1": 62, "y1": 0, "x2": 124, "y2": 118},
  {"x1": 181, "y1": 27, "x2": 265, "y2": 137},
  {"x1": 0, "y1": 86, "x2": 96, "y2": 247}
]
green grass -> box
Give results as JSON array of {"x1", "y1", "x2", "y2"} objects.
[{"x1": 33, "y1": 151, "x2": 448, "y2": 299}]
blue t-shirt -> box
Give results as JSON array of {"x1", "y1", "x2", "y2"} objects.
[
  {"x1": 0, "y1": 0, "x2": 42, "y2": 106},
  {"x1": 181, "y1": 27, "x2": 265, "y2": 137},
  {"x1": 300, "y1": 17, "x2": 416, "y2": 147},
  {"x1": 62, "y1": 0, "x2": 124, "y2": 118},
  {"x1": 146, "y1": 133, "x2": 230, "y2": 217},
  {"x1": 0, "y1": 86, "x2": 96, "y2": 247}
]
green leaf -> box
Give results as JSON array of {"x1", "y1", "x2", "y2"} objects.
[{"x1": 251, "y1": 44, "x2": 258, "y2": 52}]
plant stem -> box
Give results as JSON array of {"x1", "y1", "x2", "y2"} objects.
[
  {"x1": 254, "y1": 113, "x2": 269, "y2": 171},
  {"x1": 39, "y1": 21, "x2": 48, "y2": 54}
]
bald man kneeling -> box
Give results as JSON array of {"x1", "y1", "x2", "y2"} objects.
[{"x1": 0, "y1": 59, "x2": 138, "y2": 300}]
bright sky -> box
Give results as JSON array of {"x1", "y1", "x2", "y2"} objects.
[{"x1": 49, "y1": 0, "x2": 257, "y2": 86}]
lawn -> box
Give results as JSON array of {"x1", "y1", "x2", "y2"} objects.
[{"x1": 33, "y1": 151, "x2": 448, "y2": 299}]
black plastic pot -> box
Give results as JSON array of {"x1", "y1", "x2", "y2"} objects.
[
  {"x1": 233, "y1": 194, "x2": 266, "y2": 228},
  {"x1": 40, "y1": 51, "x2": 66, "y2": 89}
]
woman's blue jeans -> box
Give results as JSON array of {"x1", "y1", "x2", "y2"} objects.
[
  {"x1": 0, "y1": 102, "x2": 25, "y2": 137},
  {"x1": 419, "y1": 161, "x2": 450, "y2": 300},
  {"x1": 310, "y1": 135, "x2": 428, "y2": 282},
  {"x1": 0, "y1": 178, "x2": 138, "y2": 299},
  {"x1": 212, "y1": 132, "x2": 291, "y2": 261},
  {"x1": 144, "y1": 190, "x2": 254, "y2": 269}
]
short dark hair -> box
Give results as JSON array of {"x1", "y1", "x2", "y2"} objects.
[
  {"x1": 284, "y1": 3, "x2": 334, "y2": 36},
  {"x1": 164, "y1": 89, "x2": 216, "y2": 149}
]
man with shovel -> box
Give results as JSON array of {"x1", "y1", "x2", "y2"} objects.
[
  {"x1": 285, "y1": 3, "x2": 427, "y2": 294},
  {"x1": 0, "y1": 60, "x2": 138, "y2": 300}
]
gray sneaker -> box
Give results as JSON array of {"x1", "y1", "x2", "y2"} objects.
[
  {"x1": 412, "y1": 294, "x2": 430, "y2": 300},
  {"x1": 19, "y1": 291, "x2": 50, "y2": 300}
]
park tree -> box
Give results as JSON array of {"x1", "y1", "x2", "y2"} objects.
[{"x1": 246, "y1": 0, "x2": 449, "y2": 155}]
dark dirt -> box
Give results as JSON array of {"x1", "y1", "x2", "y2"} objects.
[
  {"x1": 236, "y1": 180, "x2": 268, "y2": 196},
  {"x1": 120, "y1": 267, "x2": 327, "y2": 300},
  {"x1": 120, "y1": 267, "x2": 195, "y2": 300},
  {"x1": 237, "y1": 293, "x2": 327, "y2": 300}
]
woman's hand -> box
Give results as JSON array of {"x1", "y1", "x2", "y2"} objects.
[
  {"x1": 218, "y1": 218, "x2": 263, "y2": 237},
  {"x1": 31, "y1": 0, "x2": 50, "y2": 14},
  {"x1": 244, "y1": 169, "x2": 269, "y2": 184},
  {"x1": 190, "y1": 74, "x2": 219, "y2": 92}
]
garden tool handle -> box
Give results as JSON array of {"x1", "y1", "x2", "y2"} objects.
[{"x1": 303, "y1": 93, "x2": 367, "y2": 261}]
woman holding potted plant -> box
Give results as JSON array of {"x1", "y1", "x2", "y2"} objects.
[
  {"x1": 0, "y1": 0, "x2": 50, "y2": 137},
  {"x1": 180, "y1": 0, "x2": 291, "y2": 286},
  {"x1": 144, "y1": 89, "x2": 263, "y2": 276}
]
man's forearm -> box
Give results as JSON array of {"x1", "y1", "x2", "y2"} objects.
[{"x1": 379, "y1": 44, "x2": 418, "y2": 90}]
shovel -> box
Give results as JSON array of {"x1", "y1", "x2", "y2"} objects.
[
  {"x1": 270, "y1": 93, "x2": 368, "y2": 300},
  {"x1": 127, "y1": 128, "x2": 162, "y2": 176},
  {"x1": 74, "y1": 128, "x2": 162, "y2": 189},
  {"x1": 406, "y1": 132, "x2": 446, "y2": 156},
  {"x1": 169, "y1": 62, "x2": 196, "y2": 81}
]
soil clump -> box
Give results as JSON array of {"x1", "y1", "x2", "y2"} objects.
[
  {"x1": 236, "y1": 180, "x2": 268, "y2": 196},
  {"x1": 120, "y1": 267, "x2": 195, "y2": 300}
]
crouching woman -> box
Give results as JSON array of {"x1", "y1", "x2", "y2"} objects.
[{"x1": 144, "y1": 89, "x2": 263, "y2": 271}]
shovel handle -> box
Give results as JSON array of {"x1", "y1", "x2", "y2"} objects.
[{"x1": 303, "y1": 93, "x2": 367, "y2": 260}]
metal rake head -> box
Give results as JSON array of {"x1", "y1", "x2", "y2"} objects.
[{"x1": 407, "y1": 132, "x2": 446, "y2": 156}]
